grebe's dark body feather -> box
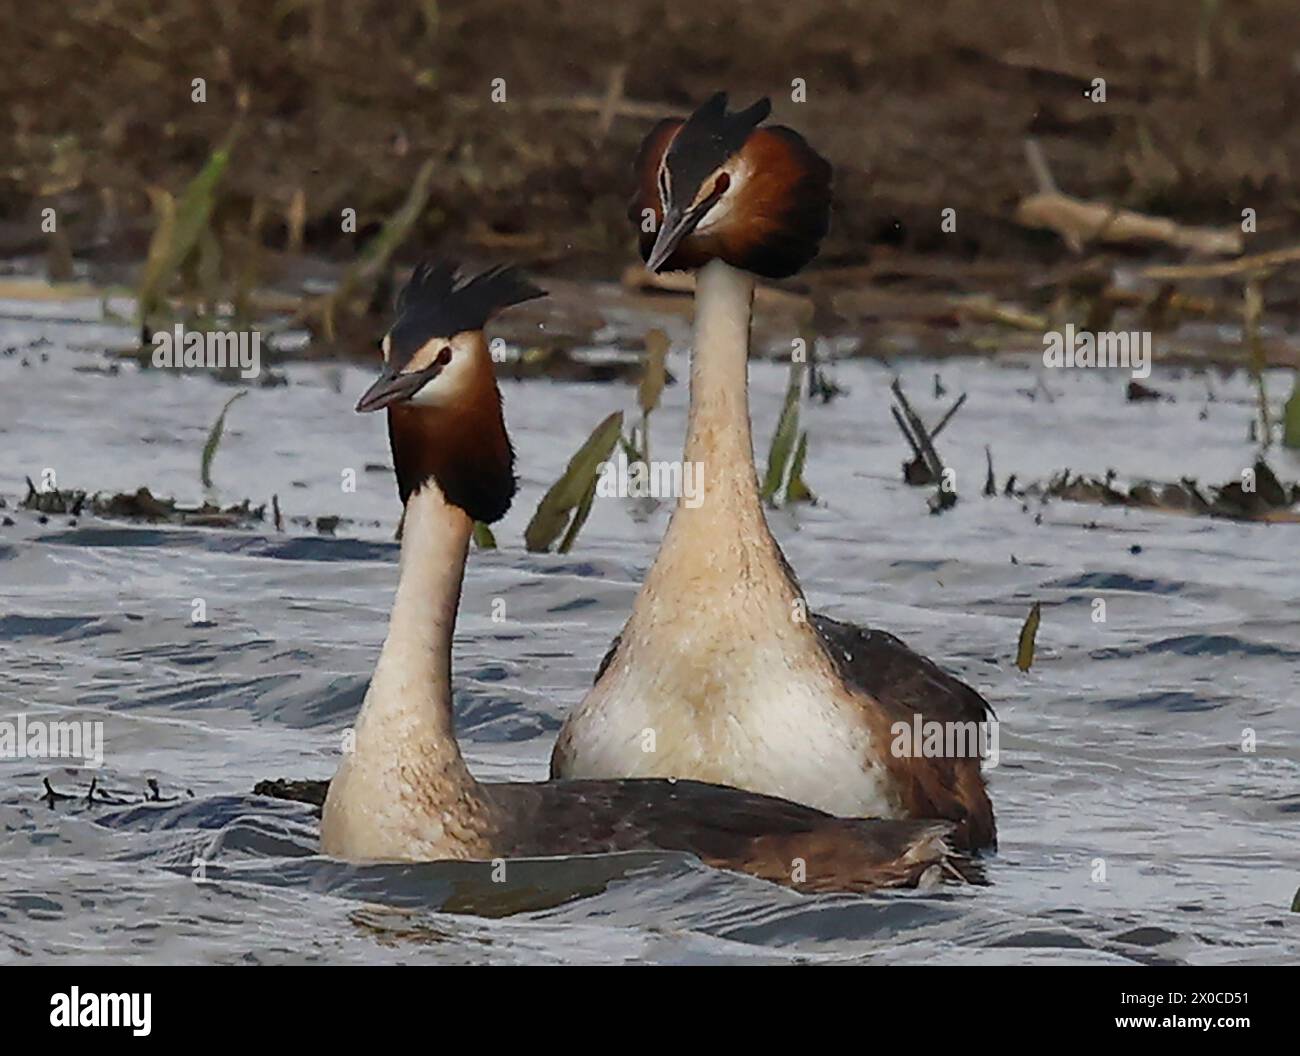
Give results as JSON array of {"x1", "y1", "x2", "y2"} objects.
[{"x1": 257, "y1": 775, "x2": 981, "y2": 891}]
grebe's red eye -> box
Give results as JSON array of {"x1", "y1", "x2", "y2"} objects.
[
  {"x1": 712, "y1": 172, "x2": 731, "y2": 195},
  {"x1": 435, "y1": 346, "x2": 452, "y2": 367}
]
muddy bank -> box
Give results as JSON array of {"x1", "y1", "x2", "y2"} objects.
[
  {"x1": 5, "y1": 1, "x2": 1300, "y2": 276},
  {"x1": 3, "y1": 2, "x2": 1300, "y2": 382}
]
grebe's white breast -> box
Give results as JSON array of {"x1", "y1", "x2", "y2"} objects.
[{"x1": 558, "y1": 587, "x2": 902, "y2": 820}]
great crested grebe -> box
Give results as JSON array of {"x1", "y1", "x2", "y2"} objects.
[
  {"x1": 291, "y1": 260, "x2": 978, "y2": 892},
  {"x1": 549, "y1": 94, "x2": 997, "y2": 850}
]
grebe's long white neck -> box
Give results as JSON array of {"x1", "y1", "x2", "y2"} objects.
[
  {"x1": 641, "y1": 258, "x2": 801, "y2": 602},
  {"x1": 321, "y1": 483, "x2": 488, "y2": 860},
  {"x1": 682, "y1": 258, "x2": 757, "y2": 474},
  {"x1": 361, "y1": 484, "x2": 471, "y2": 762}
]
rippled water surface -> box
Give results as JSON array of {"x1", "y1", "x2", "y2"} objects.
[{"x1": 2, "y1": 296, "x2": 1298, "y2": 964}]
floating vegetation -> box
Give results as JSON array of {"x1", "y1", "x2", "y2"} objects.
[
  {"x1": 20, "y1": 479, "x2": 265, "y2": 528},
  {"x1": 1126, "y1": 380, "x2": 1168, "y2": 402},
  {"x1": 253, "y1": 777, "x2": 329, "y2": 810},
  {"x1": 524, "y1": 411, "x2": 623, "y2": 553},
  {"x1": 42, "y1": 776, "x2": 193, "y2": 810},
  {"x1": 200, "y1": 391, "x2": 247, "y2": 489},
  {"x1": 1026, "y1": 461, "x2": 1299, "y2": 524},
  {"x1": 1016, "y1": 602, "x2": 1042, "y2": 672},
  {"x1": 472, "y1": 522, "x2": 498, "y2": 550}
]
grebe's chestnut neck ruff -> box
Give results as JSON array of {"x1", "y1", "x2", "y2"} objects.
[
  {"x1": 552, "y1": 96, "x2": 996, "y2": 851},
  {"x1": 304, "y1": 259, "x2": 980, "y2": 891},
  {"x1": 359, "y1": 262, "x2": 539, "y2": 517}
]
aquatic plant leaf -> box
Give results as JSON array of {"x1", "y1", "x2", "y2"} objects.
[
  {"x1": 761, "y1": 368, "x2": 803, "y2": 505},
  {"x1": 1282, "y1": 373, "x2": 1300, "y2": 450},
  {"x1": 1016, "y1": 602, "x2": 1042, "y2": 672},
  {"x1": 558, "y1": 472, "x2": 599, "y2": 555},
  {"x1": 472, "y1": 522, "x2": 497, "y2": 550},
  {"x1": 137, "y1": 188, "x2": 177, "y2": 327},
  {"x1": 638, "y1": 329, "x2": 669, "y2": 416},
  {"x1": 785, "y1": 430, "x2": 815, "y2": 504},
  {"x1": 137, "y1": 138, "x2": 235, "y2": 328},
  {"x1": 200, "y1": 391, "x2": 247, "y2": 489},
  {"x1": 524, "y1": 411, "x2": 623, "y2": 552},
  {"x1": 619, "y1": 432, "x2": 644, "y2": 465}
]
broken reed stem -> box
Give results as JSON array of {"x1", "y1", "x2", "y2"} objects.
[
  {"x1": 1142, "y1": 246, "x2": 1300, "y2": 281},
  {"x1": 1024, "y1": 138, "x2": 1059, "y2": 196},
  {"x1": 930, "y1": 392, "x2": 968, "y2": 440},
  {"x1": 596, "y1": 64, "x2": 628, "y2": 140},
  {"x1": 890, "y1": 378, "x2": 945, "y2": 479},
  {"x1": 890, "y1": 405, "x2": 925, "y2": 462},
  {"x1": 1244, "y1": 277, "x2": 1271, "y2": 449}
]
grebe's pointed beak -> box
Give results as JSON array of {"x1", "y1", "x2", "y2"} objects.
[
  {"x1": 356, "y1": 367, "x2": 431, "y2": 412},
  {"x1": 645, "y1": 204, "x2": 701, "y2": 273}
]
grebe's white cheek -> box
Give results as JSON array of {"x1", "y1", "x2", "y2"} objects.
[
  {"x1": 406, "y1": 345, "x2": 476, "y2": 407},
  {"x1": 693, "y1": 160, "x2": 750, "y2": 236},
  {"x1": 381, "y1": 334, "x2": 392, "y2": 362}
]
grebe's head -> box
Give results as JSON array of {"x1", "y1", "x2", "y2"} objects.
[
  {"x1": 356, "y1": 261, "x2": 545, "y2": 521},
  {"x1": 631, "y1": 92, "x2": 832, "y2": 279}
]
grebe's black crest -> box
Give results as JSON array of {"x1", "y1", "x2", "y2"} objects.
[
  {"x1": 387, "y1": 260, "x2": 545, "y2": 370},
  {"x1": 632, "y1": 93, "x2": 832, "y2": 279},
  {"x1": 663, "y1": 93, "x2": 771, "y2": 216}
]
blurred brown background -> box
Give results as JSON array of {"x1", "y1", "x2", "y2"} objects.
[{"x1": 3, "y1": 0, "x2": 1298, "y2": 280}]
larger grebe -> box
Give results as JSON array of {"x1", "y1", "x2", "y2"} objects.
[
  {"x1": 550, "y1": 95, "x2": 996, "y2": 850},
  {"x1": 311, "y1": 260, "x2": 976, "y2": 891}
]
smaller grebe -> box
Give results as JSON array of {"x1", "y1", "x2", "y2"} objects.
[
  {"x1": 267, "y1": 261, "x2": 978, "y2": 893},
  {"x1": 550, "y1": 94, "x2": 996, "y2": 850}
]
